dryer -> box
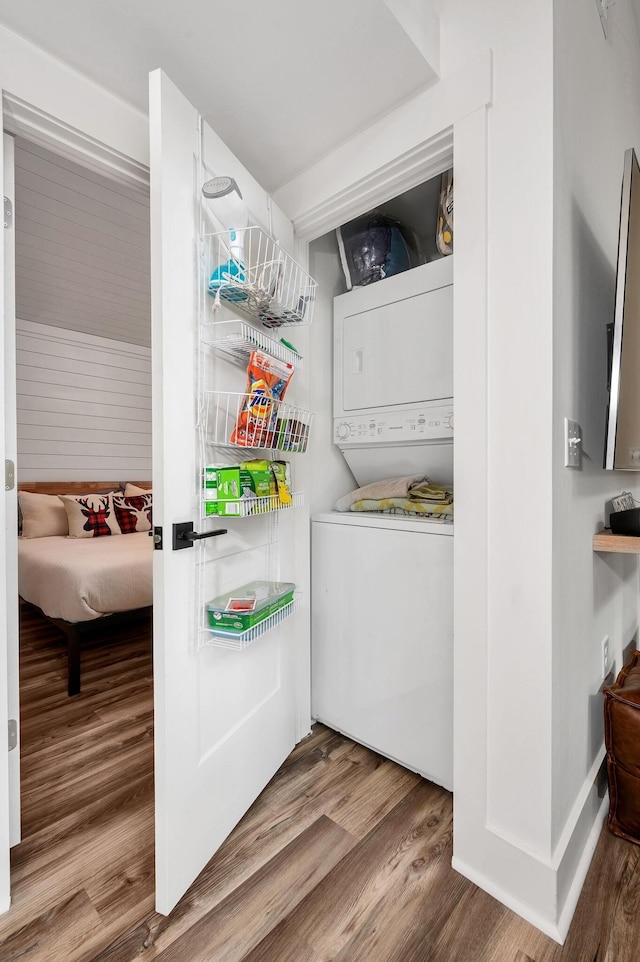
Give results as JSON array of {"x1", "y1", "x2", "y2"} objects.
[{"x1": 333, "y1": 255, "x2": 453, "y2": 485}]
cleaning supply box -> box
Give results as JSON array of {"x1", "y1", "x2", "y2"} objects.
[
  {"x1": 204, "y1": 460, "x2": 292, "y2": 516},
  {"x1": 207, "y1": 580, "x2": 296, "y2": 634}
]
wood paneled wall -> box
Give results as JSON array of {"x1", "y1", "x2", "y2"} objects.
[
  {"x1": 16, "y1": 319, "x2": 151, "y2": 482},
  {"x1": 14, "y1": 137, "x2": 150, "y2": 349}
]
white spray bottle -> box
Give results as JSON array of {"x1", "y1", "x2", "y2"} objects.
[
  {"x1": 202, "y1": 176, "x2": 250, "y2": 302},
  {"x1": 202, "y1": 176, "x2": 248, "y2": 263}
]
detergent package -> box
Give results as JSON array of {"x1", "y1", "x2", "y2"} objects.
[
  {"x1": 230, "y1": 351, "x2": 294, "y2": 447},
  {"x1": 270, "y1": 460, "x2": 293, "y2": 506}
]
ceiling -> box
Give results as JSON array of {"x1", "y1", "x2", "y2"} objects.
[{"x1": 0, "y1": 0, "x2": 437, "y2": 192}]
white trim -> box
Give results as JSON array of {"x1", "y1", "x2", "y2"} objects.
[
  {"x1": 292, "y1": 128, "x2": 453, "y2": 242},
  {"x1": 2, "y1": 92, "x2": 149, "y2": 192},
  {"x1": 555, "y1": 794, "x2": 609, "y2": 943},
  {"x1": 451, "y1": 855, "x2": 564, "y2": 945},
  {"x1": 552, "y1": 746, "x2": 605, "y2": 869}
]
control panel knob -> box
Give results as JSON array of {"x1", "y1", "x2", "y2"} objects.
[{"x1": 336, "y1": 422, "x2": 351, "y2": 440}]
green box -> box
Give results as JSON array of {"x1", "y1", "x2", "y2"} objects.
[
  {"x1": 204, "y1": 462, "x2": 274, "y2": 515},
  {"x1": 207, "y1": 580, "x2": 295, "y2": 633}
]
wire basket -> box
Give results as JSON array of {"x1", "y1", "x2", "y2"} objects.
[
  {"x1": 200, "y1": 593, "x2": 301, "y2": 650},
  {"x1": 201, "y1": 489, "x2": 304, "y2": 520},
  {"x1": 205, "y1": 227, "x2": 317, "y2": 328},
  {"x1": 203, "y1": 319, "x2": 303, "y2": 369},
  {"x1": 204, "y1": 391, "x2": 312, "y2": 454}
]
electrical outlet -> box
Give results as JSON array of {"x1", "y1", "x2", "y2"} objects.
[{"x1": 602, "y1": 635, "x2": 610, "y2": 680}]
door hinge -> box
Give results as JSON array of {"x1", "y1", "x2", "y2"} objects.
[
  {"x1": 8, "y1": 719, "x2": 17, "y2": 751},
  {"x1": 152, "y1": 526, "x2": 163, "y2": 550},
  {"x1": 3, "y1": 196, "x2": 12, "y2": 229},
  {"x1": 5, "y1": 459, "x2": 15, "y2": 491}
]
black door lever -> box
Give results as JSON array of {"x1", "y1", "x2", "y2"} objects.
[{"x1": 172, "y1": 521, "x2": 227, "y2": 550}]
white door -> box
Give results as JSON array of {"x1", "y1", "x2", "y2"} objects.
[
  {"x1": 0, "y1": 128, "x2": 20, "y2": 913},
  {"x1": 150, "y1": 70, "x2": 308, "y2": 915}
]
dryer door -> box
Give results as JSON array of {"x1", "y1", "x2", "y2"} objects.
[{"x1": 336, "y1": 261, "x2": 453, "y2": 415}]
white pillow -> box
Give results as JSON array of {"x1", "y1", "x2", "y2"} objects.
[
  {"x1": 124, "y1": 482, "x2": 152, "y2": 496},
  {"x1": 19, "y1": 491, "x2": 69, "y2": 538}
]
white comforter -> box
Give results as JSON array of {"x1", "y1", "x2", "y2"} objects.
[{"x1": 18, "y1": 531, "x2": 153, "y2": 623}]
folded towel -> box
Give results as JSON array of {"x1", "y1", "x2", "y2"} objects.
[
  {"x1": 336, "y1": 475, "x2": 427, "y2": 512},
  {"x1": 336, "y1": 475, "x2": 453, "y2": 512},
  {"x1": 408, "y1": 479, "x2": 453, "y2": 503},
  {"x1": 349, "y1": 497, "x2": 453, "y2": 520}
]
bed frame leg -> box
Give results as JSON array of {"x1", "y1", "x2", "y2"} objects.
[{"x1": 67, "y1": 627, "x2": 81, "y2": 696}]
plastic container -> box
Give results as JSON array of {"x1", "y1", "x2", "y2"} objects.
[{"x1": 207, "y1": 580, "x2": 296, "y2": 633}]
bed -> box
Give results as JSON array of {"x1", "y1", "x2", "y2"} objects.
[{"x1": 17, "y1": 481, "x2": 153, "y2": 696}]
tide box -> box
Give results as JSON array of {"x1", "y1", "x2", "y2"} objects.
[{"x1": 207, "y1": 580, "x2": 296, "y2": 633}]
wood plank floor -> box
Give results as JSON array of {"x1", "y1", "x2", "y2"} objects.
[{"x1": 2, "y1": 604, "x2": 640, "y2": 960}]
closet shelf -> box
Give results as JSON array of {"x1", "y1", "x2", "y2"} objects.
[
  {"x1": 202, "y1": 319, "x2": 303, "y2": 369},
  {"x1": 200, "y1": 593, "x2": 301, "y2": 650},
  {"x1": 204, "y1": 227, "x2": 317, "y2": 328},
  {"x1": 202, "y1": 490, "x2": 304, "y2": 519},
  {"x1": 204, "y1": 391, "x2": 312, "y2": 454}
]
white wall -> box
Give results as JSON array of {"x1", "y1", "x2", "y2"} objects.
[
  {"x1": 552, "y1": 0, "x2": 640, "y2": 854},
  {"x1": 426, "y1": 0, "x2": 562, "y2": 933},
  {"x1": 16, "y1": 319, "x2": 151, "y2": 481},
  {"x1": 0, "y1": 23, "x2": 147, "y2": 169},
  {"x1": 14, "y1": 138, "x2": 150, "y2": 348},
  {"x1": 308, "y1": 232, "x2": 357, "y2": 515}
]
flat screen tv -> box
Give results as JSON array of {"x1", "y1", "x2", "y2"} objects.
[{"x1": 605, "y1": 147, "x2": 640, "y2": 470}]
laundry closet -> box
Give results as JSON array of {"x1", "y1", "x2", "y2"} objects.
[{"x1": 308, "y1": 171, "x2": 454, "y2": 790}]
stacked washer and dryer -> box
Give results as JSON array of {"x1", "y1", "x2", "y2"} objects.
[{"x1": 311, "y1": 255, "x2": 454, "y2": 791}]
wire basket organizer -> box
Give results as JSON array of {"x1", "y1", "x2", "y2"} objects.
[
  {"x1": 201, "y1": 489, "x2": 304, "y2": 520},
  {"x1": 202, "y1": 319, "x2": 303, "y2": 370},
  {"x1": 200, "y1": 593, "x2": 301, "y2": 651},
  {"x1": 205, "y1": 227, "x2": 317, "y2": 328},
  {"x1": 204, "y1": 391, "x2": 313, "y2": 454}
]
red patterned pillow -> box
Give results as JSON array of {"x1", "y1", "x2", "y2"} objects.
[
  {"x1": 59, "y1": 493, "x2": 120, "y2": 538},
  {"x1": 112, "y1": 493, "x2": 152, "y2": 534}
]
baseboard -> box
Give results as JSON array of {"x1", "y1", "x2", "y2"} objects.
[
  {"x1": 451, "y1": 854, "x2": 564, "y2": 944},
  {"x1": 554, "y1": 792, "x2": 609, "y2": 942},
  {"x1": 453, "y1": 751, "x2": 609, "y2": 945}
]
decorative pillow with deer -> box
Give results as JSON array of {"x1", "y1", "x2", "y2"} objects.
[
  {"x1": 59, "y1": 493, "x2": 121, "y2": 538},
  {"x1": 112, "y1": 493, "x2": 152, "y2": 534}
]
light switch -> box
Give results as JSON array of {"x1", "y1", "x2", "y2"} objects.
[{"x1": 564, "y1": 418, "x2": 582, "y2": 468}]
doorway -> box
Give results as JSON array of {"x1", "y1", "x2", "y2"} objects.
[{"x1": 1, "y1": 132, "x2": 155, "y2": 949}]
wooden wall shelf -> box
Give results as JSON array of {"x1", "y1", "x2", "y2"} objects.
[{"x1": 593, "y1": 531, "x2": 640, "y2": 554}]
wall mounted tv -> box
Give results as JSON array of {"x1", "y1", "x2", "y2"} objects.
[{"x1": 605, "y1": 146, "x2": 640, "y2": 470}]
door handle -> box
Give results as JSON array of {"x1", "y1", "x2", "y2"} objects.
[{"x1": 172, "y1": 521, "x2": 227, "y2": 550}]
